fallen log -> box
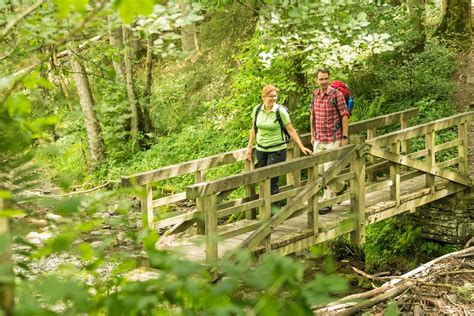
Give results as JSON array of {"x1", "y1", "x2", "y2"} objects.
[{"x1": 313, "y1": 246, "x2": 474, "y2": 315}]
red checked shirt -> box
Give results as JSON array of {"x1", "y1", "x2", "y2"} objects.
[{"x1": 311, "y1": 86, "x2": 349, "y2": 143}]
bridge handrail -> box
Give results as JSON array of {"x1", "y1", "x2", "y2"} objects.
[
  {"x1": 186, "y1": 145, "x2": 356, "y2": 199},
  {"x1": 366, "y1": 111, "x2": 474, "y2": 146},
  {"x1": 121, "y1": 108, "x2": 419, "y2": 187}
]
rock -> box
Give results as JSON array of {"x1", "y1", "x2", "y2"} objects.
[{"x1": 25, "y1": 231, "x2": 52, "y2": 246}]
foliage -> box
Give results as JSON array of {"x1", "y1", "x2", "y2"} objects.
[{"x1": 364, "y1": 215, "x2": 457, "y2": 272}]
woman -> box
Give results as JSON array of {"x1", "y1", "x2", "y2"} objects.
[{"x1": 246, "y1": 85, "x2": 313, "y2": 196}]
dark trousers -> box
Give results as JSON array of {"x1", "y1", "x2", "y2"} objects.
[{"x1": 255, "y1": 149, "x2": 287, "y2": 195}]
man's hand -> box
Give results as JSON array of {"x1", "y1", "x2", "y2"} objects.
[{"x1": 341, "y1": 138, "x2": 349, "y2": 146}]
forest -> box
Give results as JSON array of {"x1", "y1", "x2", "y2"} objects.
[{"x1": 0, "y1": 0, "x2": 473, "y2": 314}]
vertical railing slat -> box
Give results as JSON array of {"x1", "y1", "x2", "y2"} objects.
[
  {"x1": 259, "y1": 178, "x2": 272, "y2": 252},
  {"x1": 244, "y1": 159, "x2": 257, "y2": 220},
  {"x1": 142, "y1": 184, "x2": 154, "y2": 230},
  {"x1": 458, "y1": 120, "x2": 468, "y2": 176},
  {"x1": 307, "y1": 165, "x2": 319, "y2": 235},
  {"x1": 195, "y1": 170, "x2": 206, "y2": 234},
  {"x1": 204, "y1": 194, "x2": 218, "y2": 262},
  {"x1": 390, "y1": 141, "x2": 401, "y2": 203},
  {"x1": 350, "y1": 136, "x2": 366, "y2": 244},
  {"x1": 425, "y1": 130, "x2": 436, "y2": 192},
  {"x1": 367, "y1": 128, "x2": 376, "y2": 183}
]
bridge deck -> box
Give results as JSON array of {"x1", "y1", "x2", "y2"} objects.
[{"x1": 160, "y1": 174, "x2": 458, "y2": 262}]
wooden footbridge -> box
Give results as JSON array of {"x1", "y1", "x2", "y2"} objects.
[{"x1": 122, "y1": 108, "x2": 473, "y2": 263}]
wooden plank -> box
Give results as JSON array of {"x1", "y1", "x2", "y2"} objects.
[
  {"x1": 349, "y1": 108, "x2": 419, "y2": 133},
  {"x1": 366, "y1": 112, "x2": 474, "y2": 147},
  {"x1": 154, "y1": 209, "x2": 200, "y2": 229},
  {"x1": 122, "y1": 148, "x2": 247, "y2": 186},
  {"x1": 244, "y1": 159, "x2": 257, "y2": 219},
  {"x1": 366, "y1": 179, "x2": 392, "y2": 194},
  {"x1": 259, "y1": 179, "x2": 271, "y2": 251},
  {"x1": 186, "y1": 145, "x2": 357, "y2": 199},
  {"x1": 307, "y1": 166, "x2": 319, "y2": 234},
  {"x1": 350, "y1": 135, "x2": 366, "y2": 244},
  {"x1": 368, "y1": 146, "x2": 471, "y2": 187},
  {"x1": 458, "y1": 122, "x2": 468, "y2": 176},
  {"x1": 217, "y1": 198, "x2": 263, "y2": 219},
  {"x1": 152, "y1": 192, "x2": 187, "y2": 208},
  {"x1": 367, "y1": 127, "x2": 376, "y2": 182},
  {"x1": 400, "y1": 115, "x2": 409, "y2": 154},
  {"x1": 390, "y1": 142, "x2": 401, "y2": 203},
  {"x1": 434, "y1": 139, "x2": 463, "y2": 153},
  {"x1": 196, "y1": 170, "x2": 206, "y2": 234},
  {"x1": 425, "y1": 130, "x2": 436, "y2": 192},
  {"x1": 142, "y1": 184, "x2": 154, "y2": 230},
  {"x1": 204, "y1": 194, "x2": 218, "y2": 262},
  {"x1": 270, "y1": 218, "x2": 356, "y2": 257},
  {"x1": 436, "y1": 157, "x2": 463, "y2": 170},
  {"x1": 367, "y1": 183, "x2": 466, "y2": 224},
  {"x1": 318, "y1": 192, "x2": 354, "y2": 208},
  {"x1": 219, "y1": 221, "x2": 261, "y2": 240}
]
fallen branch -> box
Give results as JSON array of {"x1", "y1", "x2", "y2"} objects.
[{"x1": 313, "y1": 247, "x2": 474, "y2": 314}]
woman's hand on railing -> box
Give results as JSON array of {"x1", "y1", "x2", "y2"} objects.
[{"x1": 246, "y1": 147, "x2": 253, "y2": 161}]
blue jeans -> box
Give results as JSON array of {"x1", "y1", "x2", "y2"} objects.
[{"x1": 255, "y1": 148, "x2": 287, "y2": 195}]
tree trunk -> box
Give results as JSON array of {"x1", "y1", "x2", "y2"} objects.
[
  {"x1": 407, "y1": 0, "x2": 426, "y2": 52},
  {"x1": 179, "y1": 1, "x2": 200, "y2": 55},
  {"x1": 142, "y1": 35, "x2": 154, "y2": 133},
  {"x1": 436, "y1": 0, "x2": 471, "y2": 39},
  {"x1": 108, "y1": 16, "x2": 125, "y2": 82},
  {"x1": 0, "y1": 197, "x2": 14, "y2": 316},
  {"x1": 122, "y1": 26, "x2": 139, "y2": 146},
  {"x1": 68, "y1": 45, "x2": 106, "y2": 166},
  {"x1": 440, "y1": 0, "x2": 447, "y2": 17}
]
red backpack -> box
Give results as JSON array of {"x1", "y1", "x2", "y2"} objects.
[{"x1": 330, "y1": 80, "x2": 353, "y2": 114}]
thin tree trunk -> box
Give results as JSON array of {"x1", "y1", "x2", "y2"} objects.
[
  {"x1": 0, "y1": 197, "x2": 14, "y2": 316},
  {"x1": 68, "y1": 45, "x2": 106, "y2": 166},
  {"x1": 122, "y1": 26, "x2": 139, "y2": 146},
  {"x1": 441, "y1": 0, "x2": 447, "y2": 17},
  {"x1": 142, "y1": 35, "x2": 155, "y2": 133},
  {"x1": 179, "y1": 1, "x2": 200, "y2": 55},
  {"x1": 108, "y1": 16, "x2": 125, "y2": 82},
  {"x1": 407, "y1": 0, "x2": 426, "y2": 51}
]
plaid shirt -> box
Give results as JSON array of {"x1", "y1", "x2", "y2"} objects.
[{"x1": 311, "y1": 86, "x2": 349, "y2": 143}]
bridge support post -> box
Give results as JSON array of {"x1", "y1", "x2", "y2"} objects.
[
  {"x1": 350, "y1": 135, "x2": 366, "y2": 244},
  {"x1": 259, "y1": 179, "x2": 272, "y2": 251}
]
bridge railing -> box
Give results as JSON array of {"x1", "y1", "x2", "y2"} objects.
[
  {"x1": 121, "y1": 108, "x2": 419, "y2": 232},
  {"x1": 186, "y1": 143, "x2": 364, "y2": 262},
  {"x1": 364, "y1": 111, "x2": 473, "y2": 223}
]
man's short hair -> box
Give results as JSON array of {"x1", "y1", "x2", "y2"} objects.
[{"x1": 316, "y1": 68, "x2": 330, "y2": 77}]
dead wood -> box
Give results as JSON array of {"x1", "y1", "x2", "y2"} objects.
[{"x1": 313, "y1": 247, "x2": 474, "y2": 315}]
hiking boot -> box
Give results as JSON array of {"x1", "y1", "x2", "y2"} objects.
[
  {"x1": 318, "y1": 206, "x2": 332, "y2": 214},
  {"x1": 336, "y1": 182, "x2": 348, "y2": 196}
]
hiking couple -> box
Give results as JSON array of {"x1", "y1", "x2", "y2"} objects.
[{"x1": 246, "y1": 68, "x2": 349, "y2": 214}]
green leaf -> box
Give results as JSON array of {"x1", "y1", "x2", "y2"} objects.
[
  {"x1": 384, "y1": 301, "x2": 398, "y2": 315},
  {"x1": 0, "y1": 209, "x2": 26, "y2": 217},
  {"x1": 54, "y1": 0, "x2": 88, "y2": 18},
  {"x1": 116, "y1": 0, "x2": 154, "y2": 24},
  {"x1": 5, "y1": 94, "x2": 31, "y2": 117}
]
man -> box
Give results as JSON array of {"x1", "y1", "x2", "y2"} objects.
[{"x1": 310, "y1": 68, "x2": 349, "y2": 214}]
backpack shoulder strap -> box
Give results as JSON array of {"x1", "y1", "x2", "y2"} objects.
[
  {"x1": 275, "y1": 105, "x2": 290, "y2": 142},
  {"x1": 331, "y1": 89, "x2": 342, "y2": 120},
  {"x1": 254, "y1": 104, "x2": 263, "y2": 130}
]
